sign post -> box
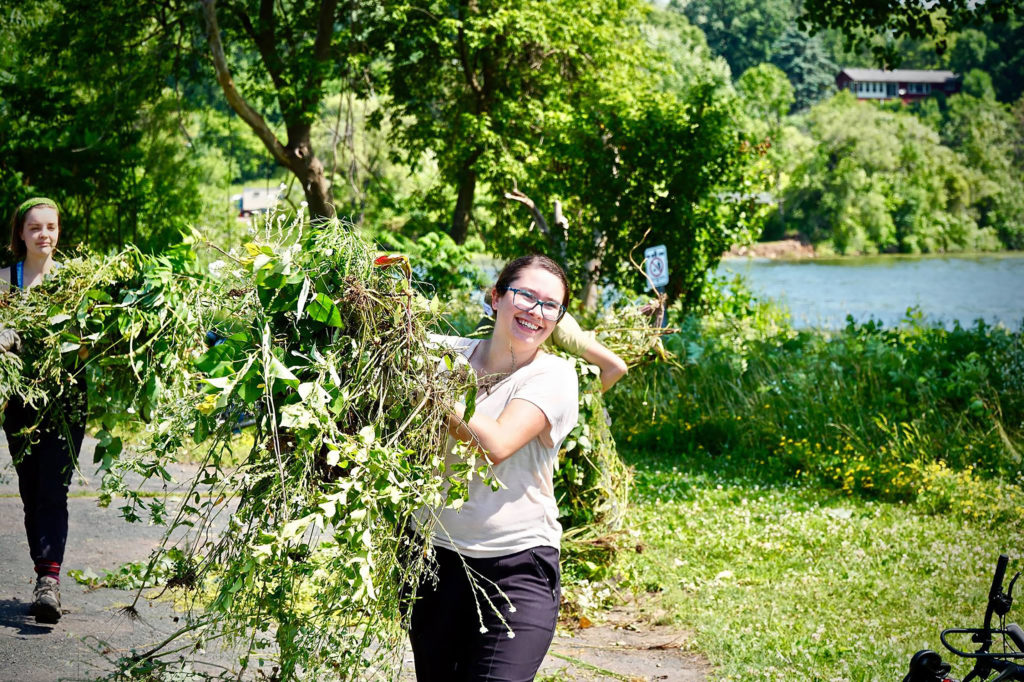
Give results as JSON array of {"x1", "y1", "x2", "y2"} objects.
[{"x1": 643, "y1": 245, "x2": 669, "y2": 327}]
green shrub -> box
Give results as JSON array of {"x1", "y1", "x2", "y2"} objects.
[{"x1": 607, "y1": 285, "x2": 1024, "y2": 519}]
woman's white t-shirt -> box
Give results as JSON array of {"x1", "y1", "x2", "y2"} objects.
[{"x1": 418, "y1": 336, "x2": 579, "y2": 559}]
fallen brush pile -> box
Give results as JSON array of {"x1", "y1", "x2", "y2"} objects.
[
  {"x1": 0, "y1": 215, "x2": 656, "y2": 679},
  {"x1": 0, "y1": 244, "x2": 201, "y2": 464}
]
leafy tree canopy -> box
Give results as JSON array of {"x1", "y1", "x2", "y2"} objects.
[
  {"x1": 770, "y1": 27, "x2": 837, "y2": 113},
  {"x1": 737, "y1": 64, "x2": 794, "y2": 125},
  {"x1": 479, "y1": 6, "x2": 758, "y2": 308},
  {"x1": 780, "y1": 91, "x2": 1008, "y2": 255},
  {"x1": 0, "y1": 1, "x2": 213, "y2": 253},
  {"x1": 382, "y1": 0, "x2": 647, "y2": 244},
  {"x1": 668, "y1": 0, "x2": 795, "y2": 78},
  {"x1": 799, "y1": 0, "x2": 1021, "y2": 67}
]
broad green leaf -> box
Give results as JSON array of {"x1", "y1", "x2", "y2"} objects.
[
  {"x1": 462, "y1": 385, "x2": 478, "y2": 422},
  {"x1": 267, "y1": 355, "x2": 299, "y2": 386},
  {"x1": 192, "y1": 417, "x2": 209, "y2": 444},
  {"x1": 279, "y1": 403, "x2": 313, "y2": 429},
  {"x1": 306, "y1": 293, "x2": 343, "y2": 327},
  {"x1": 297, "y1": 382, "x2": 315, "y2": 402},
  {"x1": 358, "y1": 425, "x2": 376, "y2": 444},
  {"x1": 252, "y1": 253, "x2": 273, "y2": 272},
  {"x1": 196, "y1": 343, "x2": 236, "y2": 375}
]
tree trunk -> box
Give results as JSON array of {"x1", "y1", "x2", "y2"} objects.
[
  {"x1": 774, "y1": 168, "x2": 784, "y2": 223},
  {"x1": 580, "y1": 230, "x2": 607, "y2": 311},
  {"x1": 201, "y1": 0, "x2": 335, "y2": 220},
  {"x1": 666, "y1": 266, "x2": 688, "y2": 309},
  {"x1": 451, "y1": 166, "x2": 476, "y2": 244},
  {"x1": 286, "y1": 133, "x2": 334, "y2": 219},
  {"x1": 580, "y1": 257, "x2": 602, "y2": 311}
]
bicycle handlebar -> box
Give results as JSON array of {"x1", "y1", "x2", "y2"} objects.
[
  {"x1": 941, "y1": 628, "x2": 1024, "y2": 659},
  {"x1": 1008, "y1": 624, "x2": 1024, "y2": 652},
  {"x1": 936, "y1": 555, "x2": 1024, "y2": 681}
]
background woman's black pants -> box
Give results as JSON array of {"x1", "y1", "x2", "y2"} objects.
[
  {"x1": 410, "y1": 544, "x2": 561, "y2": 682},
  {"x1": 3, "y1": 395, "x2": 85, "y2": 569}
]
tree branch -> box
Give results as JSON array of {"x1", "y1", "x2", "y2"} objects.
[
  {"x1": 456, "y1": 3, "x2": 484, "y2": 100},
  {"x1": 504, "y1": 189, "x2": 551, "y2": 238},
  {"x1": 200, "y1": 0, "x2": 290, "y2": 168},
  {"x1": 553, "y1": 200, "x2": 568, "y2": 232},
  {"x1": 231, "y1": 1, "x2": 286, "y2": 92},
  {"x1": 313, "y1": 0, "x2": 339, "y2": 63}
]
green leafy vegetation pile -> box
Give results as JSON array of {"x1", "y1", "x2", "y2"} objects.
[
  {"x1": 435, "y1": 293, "x2": 649, "y2": 581},
  {"x1": 1, "y1": 217, "x2": 476, "y2": 678},
  {"x1": 2, "y1": 215, "x2": 642, "y2": 679},
  {"x1": 0, "y1": 245, "x2": 201, "y2": 464},
  {"x1": 556, "y1": 360, "x2": 631, "y2": 570}
]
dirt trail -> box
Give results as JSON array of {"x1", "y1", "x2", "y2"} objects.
[{"x1": 1, "y1": 434, "x2": 708, "y2": 681}]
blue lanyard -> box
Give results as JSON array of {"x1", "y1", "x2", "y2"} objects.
[{"x1": 15, "y1": 261, "x2": 23, "y2": 289}]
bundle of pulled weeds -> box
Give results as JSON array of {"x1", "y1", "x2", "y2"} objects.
[
  {"x1": 591, "y1": 302, "x2": 679, "y2": 369},
  {"x1": 0, "y1": 245, "x2": 201, "y2": 463},
  {"x1": 553, "y1": 305, "x2": 675, "y2": 578},
  {"x1": 0, "y1": 214, "x2": 667, "y2": 678},
  {"x1": 123, "y1": 218, "x2": 478, "y2": 680},
  {"x1": 440, "y1": 294, "x2": 672, "y2": 580}
]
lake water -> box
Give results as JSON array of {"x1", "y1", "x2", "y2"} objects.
[{"x1": 718, "y1": 253, "x2": 1024, "y2": 329}]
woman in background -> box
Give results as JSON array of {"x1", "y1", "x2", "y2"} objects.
[{"x1": 2, "y1": 198, "x2": 87, "y2": 624}]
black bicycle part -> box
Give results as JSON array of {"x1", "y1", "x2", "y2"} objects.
[
  {"x1": 980, "y1": 555, "x2": 1011, "y2": 651},
  {"x1": 904, "y1": 650, "x2": 955, "y2": 682},
  {"x1": 941, "y1": 629, "x2": 1024, "y2": 659},
  {"x1": 1008, "y1": 624, "x2": 1024, "y2": 652},
  {"x1": 943, "y1": 555, "x2": 1024, "y2": 682}
]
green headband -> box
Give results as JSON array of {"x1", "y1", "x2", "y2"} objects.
[{"x1": 16, "y1": 197, "x2": 60, "y2": 222}]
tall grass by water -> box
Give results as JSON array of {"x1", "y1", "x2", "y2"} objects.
[
  {"x1": 604, "y1": 281, "x2": 1024, "y2": 679},
  {"x1": 607, "y1": 286, "x2": 1024, "y2": 527}
]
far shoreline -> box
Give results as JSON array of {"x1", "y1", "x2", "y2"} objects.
[{"x1": 723, "y1": 238, "x2": 1024, "y2": 263}]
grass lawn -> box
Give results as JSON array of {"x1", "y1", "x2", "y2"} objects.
[{"x1": 623, "y1": 449, "x2": 1024, "y2": 681}]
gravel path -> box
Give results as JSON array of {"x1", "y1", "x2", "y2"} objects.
[{"x1": 1, "y1": 434, "x2": 708, "y2": 681}]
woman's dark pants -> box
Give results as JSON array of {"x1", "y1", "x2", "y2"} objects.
[
  {"x1": 410, "y1": 544, "x2": 561, "y2": 682},
  {"x1": 3, "y1": 397, "x2": 85, "y2": 569}
]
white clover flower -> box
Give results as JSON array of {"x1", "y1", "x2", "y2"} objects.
[
  {"x1": 478, "y1": 626, "x2": 488, "y2": 634},
  {"x1": 208, "y1": 260, "x2": 227, "y2": 279}
]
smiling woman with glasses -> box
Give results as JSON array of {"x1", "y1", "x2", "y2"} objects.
[{"x1": 410, "y1": 254, "x2": 579, "y2": 682}]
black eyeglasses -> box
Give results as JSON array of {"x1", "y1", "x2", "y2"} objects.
[{"x1": 500, "y1": 287, "x2": 566, "y2": 322}]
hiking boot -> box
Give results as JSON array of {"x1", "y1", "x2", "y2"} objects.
[{"x1": 30, "y1": 576, "x2": 61, "y2": 624}]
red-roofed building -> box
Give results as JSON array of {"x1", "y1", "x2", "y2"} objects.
[{"x1": 836, "y1": 68, "x2": 961, "y2": 103}]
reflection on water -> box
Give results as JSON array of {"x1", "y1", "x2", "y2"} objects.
[{"x1": 719, "y1": 253, "x2": 1024, "y2": 329}]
